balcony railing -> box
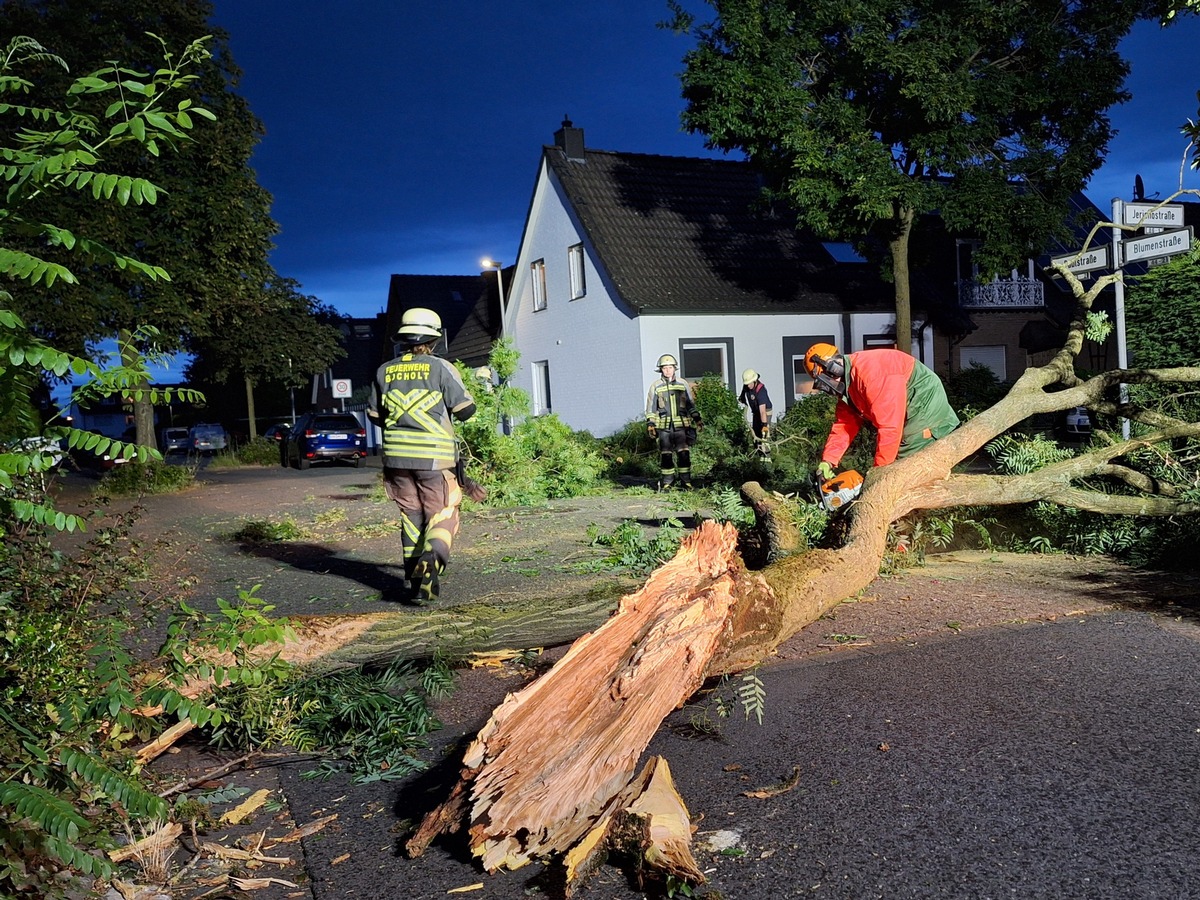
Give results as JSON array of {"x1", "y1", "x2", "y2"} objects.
[{"x1": 959, "y1": 276, "x2": 1044, "y2": 309}]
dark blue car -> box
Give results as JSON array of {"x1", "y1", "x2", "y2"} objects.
[{"x1": 284, "y1": 412, "x2": 367, "y2": 470}]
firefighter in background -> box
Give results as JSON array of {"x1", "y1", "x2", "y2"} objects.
[
  {"x1": 738, "y1": 368, "x2": 773, "y2": 459},
  {"x1": 804, "y1": 343, "x2": 959, "y2": 483},
  {"x1": 368, "y1": 308, "x2": 476, "y2": 604},
  {"x1": 645, "y1": 353, "x2": 702, "y2": 489}
]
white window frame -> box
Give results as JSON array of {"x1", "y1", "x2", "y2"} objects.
[
  {"x1": 568, "y1": 243, "x2": 586, "y2": 300},
  {"x1": 531, "y1": 259, "x2": 548, "y2": 312},
  {"x1": 532, "y1": 360, "x2": 552, "y2": 415},
  {"x1": 679, "y1": 338, "x2": 733, "y2": 387}
]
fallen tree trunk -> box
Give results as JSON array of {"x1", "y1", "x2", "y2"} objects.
[
  {"x1": 407, "y1": 521, "x2": 746, "y2": 871},
  {"x1": 276, "y1": 580, "x2": 634, "y2": 671}
]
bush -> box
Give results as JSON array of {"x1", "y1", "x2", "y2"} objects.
[
  {"x1": 234, "y1": 436, "x2": 283, "y2": 467},
  {"x1": 456, "y1": 344, "x2": 609, "y2": 505},
  {"x1": 95, "y1": 459, "x2": 195, "y2": 497},
  {"x1": 944, "y1": 362, "x2": 1010, "y2": 417}
]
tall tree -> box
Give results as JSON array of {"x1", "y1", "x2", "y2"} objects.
[
  {"x1": 184, "y1": 278, "x2": 346, "y2": 437},
  {"x1": 670, "y1": 0, "x2": 1145, "y2": 352},
  {"x1": 0, "y1": 0, "x2": 281, "y2": 446}
]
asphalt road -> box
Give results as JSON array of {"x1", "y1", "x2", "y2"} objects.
[
  {"x1": 80, "y1": 460, "x2": 1199, "y2": 899},
  {"x1": 278, "y1": 608, "x2": 1200, "y2": 900}
]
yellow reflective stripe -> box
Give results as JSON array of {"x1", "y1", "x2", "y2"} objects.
[{"x1": 382, "y1": 435, "x2": 456, "y2": 461}]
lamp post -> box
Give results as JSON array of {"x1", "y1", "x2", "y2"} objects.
[
  {"x1": 480, "y1": 258, "x2": 511, "y2": 434},
  {"x1": 481, "y1": 258, "x2": 506, "y2": 339}
]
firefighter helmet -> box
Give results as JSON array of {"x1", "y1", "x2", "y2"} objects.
[
  {"x1": 395, "y1": 307, "x2": 443, "y2": 342},
  {"x1": 742, "y1": 368, "x2": 759, "y2": 385},
  {"x1": 656, "y1": 354, "x2": 678, "y2": 371}
]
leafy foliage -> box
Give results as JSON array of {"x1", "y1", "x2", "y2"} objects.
[
  {"x1": 670, "y1": 0, "x2": 1145, "y2": 343},
  {"x1": 456, "y1": 341, "x2": 609, "y2": 505},
  {"x1": 276, "y1": 658, "x2": 453, "y2": 784},
  {"x1": 583, "y1": 517, "x2": 686, "y2": 575}
]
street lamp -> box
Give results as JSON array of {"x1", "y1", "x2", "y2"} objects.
[
  {"x1": 481, "y1": 258, "x2": 506, "y2": 339},
  {"x1": 480, "y1": 258, "x2": 511, "y2": 434}
]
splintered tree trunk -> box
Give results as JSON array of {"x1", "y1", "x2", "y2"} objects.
[{"x1": 404, "y1": 504, "x2": 894, "y2": 889}]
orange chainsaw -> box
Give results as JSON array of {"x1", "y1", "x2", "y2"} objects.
[{"x1": 817, "y1": 469, "x2": 864, "y2": 512}]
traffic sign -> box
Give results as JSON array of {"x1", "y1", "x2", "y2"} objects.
[
  {"x1": 1049, "y1": 246, "x2": 1109, "y2": 277},
  {"x1": 332, "y1": 379, "x2": 352, "y2": 398},
  {"x1": 1122, "y1": 202, "x2": 1185, "y2": 229},
  {"x1": 1120, "y1": 226, "x2": 1193, "y2": 265}
]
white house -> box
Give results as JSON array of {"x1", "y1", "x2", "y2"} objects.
[{"x1": 501, "y1": 120, "x2": 935, "y2": 437}]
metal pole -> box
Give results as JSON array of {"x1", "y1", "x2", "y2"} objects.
[
  {"x1": 1111, "y1": 198, "x2": 1130, "y2": 439},
  {"x1": 288, "y1": 358, "x2": 296, "y2": 425}
]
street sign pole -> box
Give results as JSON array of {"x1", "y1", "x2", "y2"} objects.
[{"x1": 1112, "y1": 198, "x2": 1130, "y2": 439}]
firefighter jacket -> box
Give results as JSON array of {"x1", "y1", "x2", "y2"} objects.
[
  {"x1": 370, "y1": 352, "x2": 475, "y2": 470},
  {"x1": 646, "y1": 375, "x2": 700, "y2": 430},
  {"x1": 820, "y1": 349, "x2": 959, "y2": 468}
]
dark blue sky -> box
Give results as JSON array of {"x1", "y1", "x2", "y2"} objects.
[{"x1": 207, "y1": 2, "x2": 1200, "y2": 320}]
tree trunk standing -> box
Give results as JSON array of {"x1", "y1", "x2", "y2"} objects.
[
  {"x1": 889, "y1": 203, "x2": 914, "y2": 354},
  {"x1": 119, "y1": 328, "x2": 158, "y2": 452},
  {"x1": 244, "y1": 374, "x2": 258, "y2": 440}
]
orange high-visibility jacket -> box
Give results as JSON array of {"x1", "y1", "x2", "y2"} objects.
[{"x1": 820, "y1": 349, "x2": 959, "y2": 467}]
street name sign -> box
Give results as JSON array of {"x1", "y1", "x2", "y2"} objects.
[
  {"x1": 1122, "y1": 202, "x2": 1185, "y2": 229},
  {"x1": 1049, "y1": 246, "x2": 1109, "y2": 277},
  {"x1": 1120, "y1": 226, "x2": 1193, "y2": 265}
]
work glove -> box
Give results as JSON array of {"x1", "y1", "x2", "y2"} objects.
[
  {"x1": 815, "y1": 461, "x2": 835, "y2": 482},
  {"x1": 647, "y1": 423, "x2": 657, "y2": 438},
  {"x1": 760, "y1": 424, "x2": 770, "y2": 440}
]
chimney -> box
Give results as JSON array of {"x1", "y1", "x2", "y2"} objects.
[{"x1": 554, "y1": 115, "x2": 585, "y2": 162}]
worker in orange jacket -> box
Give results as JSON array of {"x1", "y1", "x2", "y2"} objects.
[{"x1": 803, "y1": 343, "x2": 960, "y2": 482}]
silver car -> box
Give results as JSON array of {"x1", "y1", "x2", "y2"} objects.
[{"x1": 188, "y1": 423, "x2": 228, "y2": 453}]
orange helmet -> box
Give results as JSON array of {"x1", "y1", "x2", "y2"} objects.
[{"x1": 804, "y1": 343, "x2": 839, "y2": 378}]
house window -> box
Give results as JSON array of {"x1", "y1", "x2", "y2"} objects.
[
  {"x1": 960, "y1": 345, "x2": 1007, "y2": 380},
  {"x1": 532, "y1": 360, "x2": 552, "y2": 415},
  {"x1": 568, "y1": 244, "x2": 586, "y2": 300},
  {"x1": 532, "y1": 259, "x2": 548, "y2": 311},
  {"x1": 679, "y1": 339, "x2": 733, "y2": 386},
  {"x1": 783, "y1": 334, "x2": 836, "y2": 402}
]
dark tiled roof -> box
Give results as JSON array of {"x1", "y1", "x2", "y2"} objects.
[
  {"x1": 385, "y1": 274, "x2": 499, "y2": 366},
  {"x1": 544, "y1": 147, "x2": 897, "y2": 314}
]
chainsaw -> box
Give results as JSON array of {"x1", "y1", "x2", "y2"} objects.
[{"x1": 817, "y1": 469, "x2": 864, "y2": 512}]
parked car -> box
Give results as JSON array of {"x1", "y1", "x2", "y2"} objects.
[
  {"x1": 1061, "y1": 406, "x2": 1092, "y2": 441},
  {"x1": 188, "y1": 423, "x2": 228, "y2": 453},
  {"x1": 6, "y1": 435, "x2": 65, "y2": 469},
  {"x1": 67, "y1": 432, "x2": 131, "y2": 473},
  {"x1": 283, "y1": 412, "x2": 367, "y2": 469},
  {"x1": 160, "y1": 427, "x2": 190, "y2": 454}
]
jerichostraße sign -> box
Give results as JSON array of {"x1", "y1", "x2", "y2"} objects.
[{"x1": 1121, "y1": 202, "x2": 1185, "y2": 229}]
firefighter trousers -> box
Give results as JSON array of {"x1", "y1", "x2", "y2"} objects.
[{"x1": 382, "y1": 467, "x2": 462, "y2": 603}]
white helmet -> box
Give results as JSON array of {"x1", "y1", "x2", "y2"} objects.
[
  {"x1": 742, "y1": 368, "x2": 759, "y2": 385},
  {"x1": 656, "y1": 353, "x2": 678, "y2": 371},
  {"x1": 396, "y1": 307, "x2": 442, "y2": 342}
]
